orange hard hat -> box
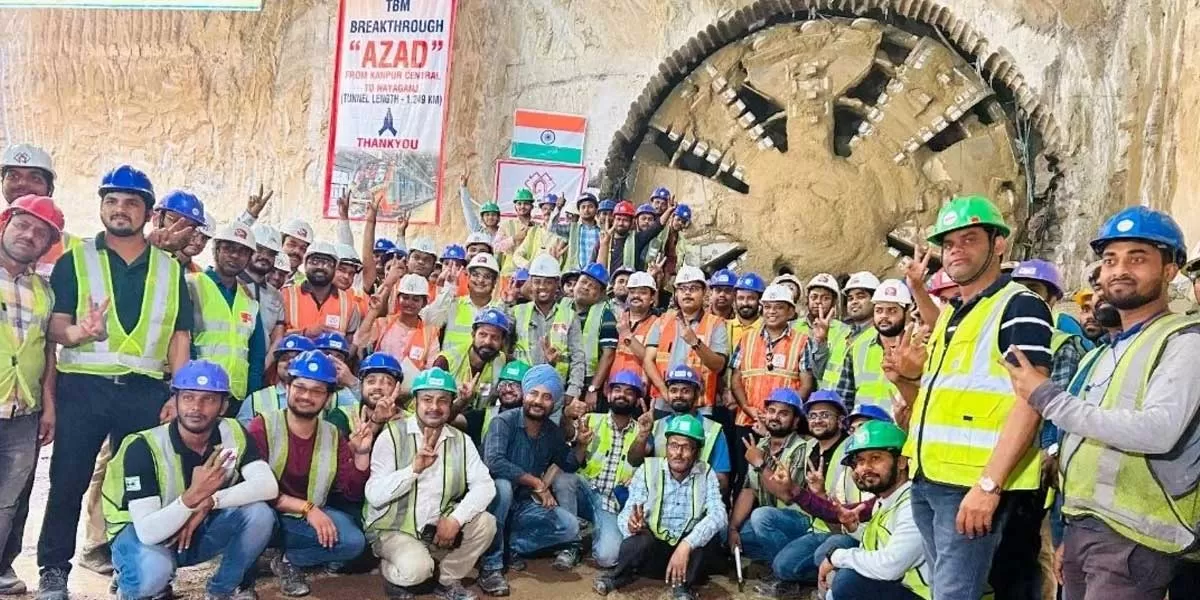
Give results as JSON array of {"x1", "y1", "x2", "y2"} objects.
[
  {"x1": 1, "y1": 195, "x2": 64, "y2": 242},
  {"x1": 926, "y1": 269, "x2": 956, "y2": 294}
]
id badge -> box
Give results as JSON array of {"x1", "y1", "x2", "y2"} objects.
[
  {"x1": 324, "y1": 314, "x2": 342, "y2": 328},
  {"x1": 771, "y1": 353, "x2": 787, "y2": 369},
  {"x1": 409, "y1": 346, "x2": 425, "y2": 361}
]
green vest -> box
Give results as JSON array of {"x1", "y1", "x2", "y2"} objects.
[
  {"x1": 364, "y1": 419, "x2": 467, "y2": 540},
  {"x1": 512, "y1": 302, "x2": 572, "y2": 381},
  {"x1": 188, "y1": 273, "x2": 259, "y2": 399},
  {"x1": 745, "y1": 434, "x2": 809, "y2": 510},
  {"x1": 437, "y1": 342, "x2": 505, "y2": 411},
  {"x1": 643, "y1": 457, "x2": 711, "y2": 544},
  {"x1": 644, "y1": 227, "x2": 690, "y2": 269},
  {"x1": 443, "y1": 297, "x2": 499, "y2": 349},
  {"x1": 262, "y1": 410, "x2": 340, "y2": 509},
  {"x1": 0, "y1": 275, "x2": 51, "y2": 409},
  {"x1": 652, "y1": 414, "x2": 722, "y2": 464},
  {"x1": 578, "y1": 412, "x2": 638, "y2": 487},
  {"x1": 813, "y1": 438, "x2": 864, "y2": 533},
  {"x1": 848, "y1": 333, "x2": 900, "y2": 414},
  {"x1": 571, "y1": 299, "x2": 607, "y2": 375},
  {"x1": 861, "y1": 485, "x2": 932, "y2": 599},
  {"x1": 102, "y1": 419, "x2": 247, "y2": 540},
  {"x1": 58, "y1": 239, "x2": 182, "y2": 379},
  {"x1": 791, "y1": 318, "x2": 851, "y2": 388},
  {"x1": 1062, "y1": 312, "x2": 1200, "y2": 554},
  {"x1": 247, "y1": 384, "x2": 287, "y2": 417}
]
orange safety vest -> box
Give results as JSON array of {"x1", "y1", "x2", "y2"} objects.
[
  {"x1": 735, "y1": 325, "x2": 809, "y2": 426},
  {"x1": 283, "y1": 285, "x2": 353, "y2": 334},
  {"x1": 375, "y1": 314, "x2": 438, "y2": 368},
  {"x1": 653, "y1": 310, "x2": 722, "y2": 409},
  {"x1": 610, "y1": 313, "x2": 659, "y2": 388},
  {"x1": 456, "y1": 270, "x2": 469, "y2": 297}
]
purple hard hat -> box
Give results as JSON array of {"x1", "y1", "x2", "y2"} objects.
[{"x1": 1011, "y1": 259, "x2": 1064, "y2": 297}]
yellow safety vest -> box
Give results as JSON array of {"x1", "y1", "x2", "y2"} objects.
[
  {"x1": 814, "y1": 438, "x2": 865, "y2": 533},
  {"x1": 58, "y1": 239, "x2": 181, "y2": 379},
  {"x1": 1061, "y1": 312, "x2": 1200, "y2": 554},
  {"x1": 512, "y1": 301, "x2": 573, "y2": 381},
  {"x1": 188, "y1": 273, "x2": 259, "y2": 399},
  {"x1": 652, "y1": 414, "x2": 722, "y2": 464},
  {"x1": 437, "y1": 342, "x2": 505, "y2": 411},
  {"x1": 902, "y1": 281, "x2": 1041, "y2": 490},
  {"x1": 861, "y1": 485, "x2": 932, "y2": 599},
  {"x1": 578, "y1": 412, "x2": 639, "y2": 486},
  {"x1": 794, "y1": 318, "x2": 853, "y2": 387},
  {"x1": 745, "y1": 433, "x2": 809, "y2": 511},
  {"x1": 642, "y1": 457, "x2": 712, "y2": 545},
  {"x1": 102, "y1": 419, "x2": 246, "y2": 540},
  {"x1": 262, "y1": 410, "x2": 340, "y2": 510},
  {"x1": 442, "y1": 296, "x2": 500, "y2": 349},
  {"x1": 572, "y1": 299, "x2": 608, "y2": 375},
  {"x1": 364, "y1": 419, "x2": 467, "y2": 540},
  {"x1": 848, "y1": 333, "x2": 900, "y2": 414},
  {"x1": 0, "y1": 274, "x2": 51, "y2": 409}
]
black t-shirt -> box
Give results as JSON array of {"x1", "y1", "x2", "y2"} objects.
[
  {"x1": 945, "y1": 275, "x2": 1054, "y2": 370},
  {"x1": 119, "y1": 420, "x2": 261, "y2": 508}
]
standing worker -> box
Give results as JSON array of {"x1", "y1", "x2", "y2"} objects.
[
  {"x1": 511, "y1": 254, "x2": 586, "y2": 412},
  {"x1": 1, "y1": 145, "x2": 72, "y2": 278},
  {"x1": 279, "y1": 218, "x2": 314, "y2": 284},
  {"x1": 554, "y1": 194, "x2": 602, "y2": 271},
  {"x1": 798, "y1": 273, "x2": 852, "y2": 389},
  {"x1": 283, "y1": 241, "x2": 360, "y2": 338},
  {"x1": 568, "y1": 263, "x2": 619, "y2": 409},
  {"x1": 610, "y1": 271, "x2": 660, "y2": 388},
  {"x1": 425, "y1": 253, "x2": 502, "y2": 349},
  {"x1": 241, "y1": 224, "x2": 286, "y2": 348},
  {"x1": 642, "y1": 266, "x2": 728, "y2": 415},
  {"x1": 842, "y1": 271, "x2": 881, "y2": 340},
  {"x1": 833, "y1": 279, "x2": 912, "y2": 417}
]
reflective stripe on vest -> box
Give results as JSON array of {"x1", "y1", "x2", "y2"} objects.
[
  {"x1": 579, "y1": 412, "x2": 639, "y2": 486},
  {"x1": 746, "y1": 434, "x2": 809, "y2": 510},
  {"x1": 652, "y1": 415, "x2": 722, "y2": 464},
  {"x1": 1062, "y1": 312, "x2": 1200, "y2": 554},
  {"x1": 262, "y1": 410, "x2": 339, "y2": 509},
  {"x1": 443, "y1": 297, "x2": 495, "y2": 349},
  {"x1": 610, "y1": 314, "x2": 656, "y2": 387},
  {"x1": 437, "y1": 343, "x2": 505, "y2": 411},
  {"x1": 737, "y1": 325, "x2": 808, "y2": 426},
  {"x1": 364, "y1": 419, "x2": 467, "y2": 539},
  {"x1": 817, "y1": 320, "x2": 853, "y2": 389},
  {"x1": 188, "y1": 273, "x2": 259, "y2": 399},
  {"x1": 513, "y1": 302, "x2": 572, "y2": 382},
  {"x1": 58, "y1": 240, "x2": 181, "y2": 378},
  {"x1": 285, "y1": 286, "x2": 351, "y2": 334},
  {"x1": 249, "y1": 385, "x2": 287, "y2": 416},
  {"x1": 653, "y1": 310, "x2": 721, "y2": 408},
  {"x1": 377, "y1": 315, "x2": 435, "y2": 368},
  {"x1": 0, "y1": 275, "x2": 50, "y2": 408},
  {"x1": 849, "y1": 333, "x2": 900, "y2": 414},
  {"x1": 861, "y1": 486, "x2": 932, "y2": 599},
  {"x1": 569, "y1": 299, "x2": 607, "y2": 375},
  {"x1": 643, "y1": 457, "x2": 710, "y2": 545},
  {"x1": 102, "y1": 419, "x2": 246, "y2": 540},
  {"x1": 902, "y1": 281, "x2": 1041, "y2": 490}
]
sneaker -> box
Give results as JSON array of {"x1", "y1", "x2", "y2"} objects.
[
  {"x1": 229, "y1": 587, "x2": 258, "y2": 600},
  {"x1": 35, "y1": 568, "x2": 69, "y2": 600},
  {"x1": 754, "y1": 578, "x2": 802, "y2": 599},
  {"x1": 78, "y1": 545, "x2": 114, "y2": 575},
  {"x1": 433, "y1": 581, "x2": 478, "y2": 600},
  {"x1": 552, "y1": 546, "x2": 580, "y2": 571},
  {"x1": 270, "y1": 555, "x2": 311, "y2": 597},
  {"x1": 671, "y1": 585, "x2": 697, "y2": 600},
  {"x1": 504, "y1": 553, "x2": 525, "y2": 572},
  {"x1": 0, "y1": 567, "x2": 26, "y2": 595},
  {"x1": 383, "y1": 581, "x2": 415, "y2": 600},
  {"x1": 476, "y1": 569, "x2": 509, "y2": 597}
]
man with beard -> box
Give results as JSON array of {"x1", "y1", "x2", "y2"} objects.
[
  {"x1": 634, "y1": 203, "x2": 657, "y2": 233},
  {"x1": 1073, "y1": 287, "x2": 1107, "y2": 343},
  {"x1": 1000, "y1": 206, "x2": 1200, "y2": 600},
  {"x1": 554, "y1": 194, "x2": 603, "y2": 271},
  {"x1": 279, "y1": 218, "x2": 315, "y2": 284},
  {"x1": 565, "y1": 263, "x2": 618, "y2": 411},
  {"x1": 1, "y1": 145, "x2": 68, "y2": 278},
  {"x1": 843, "y1": 271, "x2": 881, "y2": 340},
  {"x1": 649, "y1": 187, "x2": 671, "y2": 216},
  {"x1": 240, "y1": 223, "x2": 286, "y2": 348},
  {"x1": 433, "y1": 308, "x2": 509, "y2": 414},
  {"x1": 238, "y1": 334, "x2": 316, "y2": 424},
  {"x1": 628, "y1": 366, "x2": 731, "y2": 492},
  {"x1": 339, "y1": 352, "x2": 406, "y2": 437},
  {"x1": 102, "y1": 360, "x2": 278, "y2": 600},
  {"x1": 358, "y1": 272, "x2": 440, "y2": 385},
  {"x1": 728, "y1": 273, "x2": 764, "y2": 350},
  {"x1": 707, "y1": 269, "x2": 738, "y2": 320},
  {"x1": 479, "y1": 364, "x2": 584, "y2": 594},
  {"x1": 269, "y1": 253, "x2": 291, "y2": 290},
  {"x1": 335, "y1": 243, "x2": 368, "y2": 318},
  {"x1": 464, "y1": 359, "x2": 528, "y2": 447},
  {"x1": 596, "y1": 415, "x2": 726, "y2": 600},
  {"x1": 834, "y1": 279, "x2": 912, "y2": 417},
  {"x1": 643, "y1": 204, "x2": 695, "y2": 274},
  {"x1": 177, "y1": 213, "x2": 213, "y2": 274},
  {"x1": 610, "y1": 271, "x2": 660, "y2": 387},
  {"x1": 889, "y1": 195, "x2": 1052, "y2": 600},
  {"x1": 512, "y1": 254, "x2": 586, "y2": 415},
  {"x1": 598, "y1": 201, "x2": 663, "y2": 272},
  {"x1": 248, "y1": 350, "x2": 373, "y2": 596},
  {"x1": 425, "y1": 253, "x2": 503, "y2": 349},
  {"x1": 643, "y1": 266, "x2": 728, "y2": 415},
  {"x1": 608, "y1": 266, "x2": 633, "y2": 305},
  {"x1": 188, "y1": 223, "x2": 266, "y2": 404},
  {"x1": 282, "y1": 241, "x2": 360, "y2": 337},
  {"x1": 38, "y1": 165, "x2": 196, "y2": 600},
  {"x1": 797, "y1": 273, "x2": 853, "y2": 389}
]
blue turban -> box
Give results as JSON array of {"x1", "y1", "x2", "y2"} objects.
[{"x1": 521, "y1": 364, "x2": 564, "y2": 405}]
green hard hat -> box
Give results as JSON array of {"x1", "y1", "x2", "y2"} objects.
[
  {"x1": 841, "y1": 420, "x2": 908, "y2": 466},
  {"x1": 513, "y1": 188, "x2": 535, "y2": 203},
  {"x1": 480, "y1": 202, "x2": 501, "y2": 215},
  {"x1": 664, "y1": 415, "x2": 705, "y2": 444},
  {"x1": 926, "y1": 195, "x2": 1010, "y2": 245},
  {"x1": 411, "y1": 367, "x2": 457, "y2": 396},
  {"x1": 499, "y1": 360, "x2": 530, "y2": 383}
]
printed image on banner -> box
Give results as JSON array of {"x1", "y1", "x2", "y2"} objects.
[
  {"x1": 494, "y1": 159, "x2": 587, "y2": 216},
  {"x1": 324, "y1": 0, "x2": 457, "y2": 224},
  {"x1": 0, "y1": 0, "x2": 261, "y2": 7},
  {"x1": 510, "y1": 109, "x2": 586, "y2": 165}
]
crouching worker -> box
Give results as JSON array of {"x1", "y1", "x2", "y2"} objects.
[
  {"x1": 364, "y1": 368, "x2": 497, "y2": 600},
  {"x1": 595, "y1": 415, "x2": 727, "y2": 600},
  {"x1": 248, "y1": 350, "x2": 374, "y2": 596},
  {"x1": 103, "y1": 360, "x2": 279, "y2": 600}
]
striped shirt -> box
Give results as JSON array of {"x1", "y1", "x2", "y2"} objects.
[{"x1": 945, "y1": 275, "x2": 1053, "y2": 370}]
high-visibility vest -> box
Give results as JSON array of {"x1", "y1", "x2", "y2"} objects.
[
  {"x1": 188, "y1": 273, "x2": 259, "y2": 399},
  {"x1": 364, "y1": 419, "x2": 467, "y2": 540},
  {"x1": 610, "y1": 313, "x2": 657, "y2": 388},
  {"x1": 375, "y1": 314, "x2": 437, "y2": 368},
  {"x1": 861, "y1": 485, "x2": 932, "y2": 599},
  {"x1": 572, "y1": 299, "x2": 608, "y2": 375},
  {"x1": 652, "y1": 414, "x2": 723, "y2": 464},
  {"x1": 565, "y1": 221, "x2": 600, "y2": 269},
  {"x1": 736, "y1": 325, "x2": 808, "y2": 427},
  {"x1": 480, "y1": 405, "x2": 500, "y2": 443},
  {"x1": 261, "y1": 410, "x2": 340, "y2": 509},
  {"x1": 442, "y1": 296, "x2": 499, "y2": 349},
  {"x1": 1061, "y1": 312, "x2": 1200, "y2": 554},
  {"x1": 283, "y1": 285, "x2": 352, "y2": 334},
  {"x1": 848, "y1": 333, "x2": 900, "y2": 414},
  {"x1": 578, "y1": 413, "x2": 639, "y2": 487},
  {"x1": 58, "y1": 239, "x2": 181, "y2": 379},
  {"x1": 813, "y1": 438, "x2": 865, "y2": 533},
  {"x1": 793, "y1": 318, "x2": 853, "y2": 388},
  {"x1": 0, "y1": 274, "x2": 51, "y2": 409},
  {"x1": 514, "y1": 225, "x2": 554, "y2": 270},
  {"x1": 513, "y1": 301, "x2": 573, "y2": 381},
  {"x1": 437, "y1": 342, "x2": 505, "y2": 411},
  {"x1": 498, "y1": 219, "x2": 532, "y2": 275},
  {"x1": 644, "y1": 228, "x2": 691, "y2": 269},
  {"x1": 901, "y1": 281, "x2": 1041, "y2": 490},
  {"x1": 247, "y1": 384, "x2": 356, "y2": 419},
  {"x1": 600, "y1": 234, "x2": 637, "y2": 270},
  {"x1": 102, "y1": 419, "x2": 247, "y2": 540},
  {"x1": 652, "y1": 310, "x2": 722, "y2": 408},
  {"x1": 642, "y1": 457, "x2": 712, "y2": 545},
  {"x1": 745, "y1": 434, "x2": 810, "y2": 510}
]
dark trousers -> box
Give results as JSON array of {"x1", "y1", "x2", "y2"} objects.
[
  {"x1": 37, "y1": 373, "x2": 169, "y2": 574},
  {"x1": 831, "y1": 569, "x2": 923, "y2": 600},
  {"x1": 1061, "y1": 518, "x2": 1176, "y2": 600},
  {"x1": 0, "y1": 464, "x2": 34, "y2": 572},
  {"x1": 611, "y1": 532, "x2": 719, "y2": 589},
  {"x1": 1169, "y1": 559, "x2": 1200, "y2": 599},
  {"x1": 989, "y1": 489, "x2": 1046, "y2": 600}
]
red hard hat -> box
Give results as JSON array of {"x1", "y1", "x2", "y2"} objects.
[
  {"x1": 1, "y1": 195, "x2": 65, "y2": 242},
  {"x1": 614, "y1": 200, "x2": 635, "y2": 217},
  {"x1": 927, "y1": 269, "x2": 956, "y2": 294}
]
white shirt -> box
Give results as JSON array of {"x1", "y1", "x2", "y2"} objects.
[
  {"x1": 830, "y1": 480, "x2": 926, "y2": 582},
  {"x1": 365, "y1": 416, "x2": 495, "y2": 529}
]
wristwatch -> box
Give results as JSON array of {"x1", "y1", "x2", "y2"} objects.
[
  {"x1": 1046, "y1": 443, "x2": 1060, "y2": 458},
  {"x1": 587, "y1": 385, "x2": 597, "y2": 393},
  {"x1": 978, "y1": 476, "x2": 1000, "y2": 494}
]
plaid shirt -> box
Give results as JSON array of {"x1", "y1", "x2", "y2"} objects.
[
  {"x1": 589, "y1": 413, "x2": 638, "y2": 513},
  {"x1": 833, "y1": 346, "x2": 861, "y2": 410},
  {"x1": 575, "y1": 224, "x2": 601, "y2": 270},
  {"x1": 0, "y1": 266, "x2": 53, "y2": 417}
]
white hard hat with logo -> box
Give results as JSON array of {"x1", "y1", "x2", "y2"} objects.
[
  {"x1": 627, "y1": 271, "x2": 657, "y2": 291},
  {"x1": 252, "y1": 224, "x2": 282, "y2": 253},
  {"x1": 674, "y1": 265, "x2": 706, "y2": 286},
  {"x1": 273, "y1": 253, "x2": 291, "y2": 272},
  {"x1": 304, "y1": 240, "x2": 338, "y2": 261},
  {"x1": 467, "y1": 252, "x2": 500, "y2": 275},
  {"x1": 398, "y1": 273, "x2": 430, "y2": 297},
  {"x1": 844, "y1": 271, "x2": 880, "y2": 293},
  {"x1": 1, "y1": 144, "x2": 55, "y2": 178},
  {"x1": 872, "y1": 279, "x2": 913, "y2": 306},
  {"x1": 213, "y1": 223, "x2": 256, "y2": 250},
  {"x1": 280, "y1": 218, "x2": 314, "y2": 245},
  {"x1": 761, "y1": 284, "x2": 797, "y2": 306},
  {"x1": 465, "y1": 231, "x2": 493, "y2": 248},
  {"x1": 409, "y1": 236, "x2": 437, "y2": 257},
  {"x1": 335, "y1": 243, "x2": 360, "y2": 264},
  {"x1": 807, "y1": 273, "x2": 841, "y2": 295},
  {"x1": 529, "y1": 253, "x2": 562, "y2": 278}
]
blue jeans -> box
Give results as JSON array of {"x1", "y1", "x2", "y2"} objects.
[
  {"x1": 829, "y1": 569, "x2": 923, "y2": 600},
  {"x1": 277, "y1": 506, "x2": 366, "y2": 568},
  {"x1": 738, "y1": 507, "x2": 812, "y2": 563},
  {"x1": 812, "y1": 534, "x2": 858, "y2": 565},
  {"x1": 553, "y1": 473, "x2": 622, "y2": 568},
  {"x1": 911, "y1": 477, "x2": 1011, "y2": 600},
  {"x1": 111, "y1": 502, "x2": 275, "y2": 597},
  {"x1": 481, "y1": 478, "x2": 580, "y2": 571}
]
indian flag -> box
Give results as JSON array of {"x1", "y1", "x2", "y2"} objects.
[{"x1": 510, "y1": 109, "x2": 587, "y2": 165}]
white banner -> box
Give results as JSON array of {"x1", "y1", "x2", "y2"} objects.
[
  {"x1": 0, "y1": 0, "x2": 260, "y2": 8},
  {"x1": 493, "y1": 159, "x2": 587, "y2": 216},
  {"x1": 323, "y1": 0, "x2": 457, "y2": 224}
]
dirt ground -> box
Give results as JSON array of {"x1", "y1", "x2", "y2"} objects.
[{"x1": 11, "y1": 445, "x2": 769, "y2": 600}]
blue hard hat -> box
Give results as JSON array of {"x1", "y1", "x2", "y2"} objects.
[
  {"x1": 287, "y1": 350, "x2": 338, "y2": 385},
  {"x1": 598, "y1": 199, "x2": 617, "y2": 213},
  {"x1": 848, "y1": 404, "x2": 894, "y2": 424},
  {"x1": 735, "y1": 272, "x2": 766, "y2": 294},
  {"x1": 274, "y1": 334, "x2": 316, "y2": 358},
  {"x1": 803, "y1": 390, "x2": 847, "y2": 415},
  {"x1": 442, "y1": 244, "x2": 467, "y2": 262},
  {"x1": 1090, "y1": 206, "x2": 1188, "y2": 266},
  {"x1": 607, "y1": 369, "x2": 645, "y2": 395},
  {"x1": 155, "y1": 190, "x2": 205, "y2": 225},
  {"x1": 359, "y1": 352, "x2": 403, "y2": 380},
  {"x1": 540, "y1": 193, "x2": 558, "y2": 206},
  {"x1": 709, "y1": 268, "x2": 738, "y2": 288},
  {"x1": 580, "y1": 262, "x2": 609, "y2": 286},
  {"x1": 171, "y1": 359, "x2": 231, "y2": 394},
  {"x1": 651, "y1": 186, "x2": 671, "y2": 201},
  {"x1": 472, "y1": 307, "x2": 511, "y2": 334},
  {"x1": 577, "y1": 192, "x2": 599, "y2": 207},
  {"x1": 514, "y1": 267, "x2": 529, "y2": 283},
  {"x1": 386, "y1": 246, "x2": 407, "y2": 258},
  {"x1": 766, "y1": 387, "x2": 804, "y2": 411},
  {"x1": 98, "y1": 164, "x2": 155, "y2": 205},
  {"x1": 674, "y1": 204, "x2": 693, "y2": 222},
  {"x1": 374, "y1": 238, "x2": 397, "y2": 253},
  {"x1": 635, "y1": 203, "x2": 656, "y2": 217},
  {"x1": 314, "y1": 331, "x2": 350, "y2": 355},
  {"x1": 665, "y1": 365, "x2": 702, "y2": 389}
]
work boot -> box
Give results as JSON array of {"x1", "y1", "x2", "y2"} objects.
[
  {"x1": 592, "y1": 572, "x2": 633, "y2": 596},
  {"x1": 35, "y1": 568, "x2": 68, "y2": 600},
  {"x1": 0, "y1": 567, "x2": 26, "y2": 595},
  {"x1": 476, "y1": 569, "x2": 509, "y2": 597},
  {"x1": 504, "y1": 552, "x2": 525, "y2": 572},
  {"x1": 78, "y1": 545, "x2": 114, "y2": 575},
  {"x1": 671, "y1": 585, "x2": 698, "y2": 600},
  {"x1": 551, "y1": 545, "x2": 580, "y2": 571},
  {"x1": 383, "y1": 581, "x2": 415, "y2": 600},
  {"x1": 754, "y1": 577, "x2": 802, "y2": 599},
  {"x1": 433, "y1": 581, "x2": 478, "y2": 600},
  {"x1": 270, "y1": 555, "x2": 311, "y2": 597},
  {"x1": 205, "y1": 589, "x2": 257, "y2": 600}
]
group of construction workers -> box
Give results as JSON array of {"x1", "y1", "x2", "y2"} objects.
[{"x1": 0, "y1": 140, "x2": 1197, "y2": 600}]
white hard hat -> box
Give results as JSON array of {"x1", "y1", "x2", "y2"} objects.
[
  {"x1": 251, "y1": 224, "x2": 282, "y2": 253},
  {"x1": 213, "y1": 222, "x2": 256, "y2": 250},
  {"x1": 872, "y1": 278, "x2": 913, "y2": 306},
  {"x1": 280, "y1": 218, "x2": 314, "y2": 245},
  {"x1": 674, "y1": 265, "x2": 706, "y2": 286},
  {"x1": 335, "y1": 243, "x2": 360, "y2": 264},
  {"x1": 273, "y1": 253, "x2": 291, "y2": 272},
  {"x1": 529, "y1": 253, "x2": 562, "y2": 278},
  {"x1": 772, "y1": 274, "x2": 803, "y2": 289},
  {"x1": 807, "y1": 273, "x2": 841, "y2": 295},
  {"x1": 197, "y1": 215, "x2": 215, "y2": 238},
  {"x1": 761, "y1": 284, "x2": 797, "y2": 306},
  {"x1": 465, "y1": 231, "x2": 493, "y2": 248},
  {"x1": 844, "y1": 271, "x2": 881, "y2": 293},
  {"x1": 397, "y1": 273, "x2": 429, "y2": 296},
  {"x1": 627, "y1": 271, "x2": 657, "y2": 291},
  {"x1": 563, "y1": 200, "x2": 579, "y2": 216},
  {"x1": 304, "y1": 240, "x2": 338, "y2": 261},
  {"x1": 409, "y1": 236, "x2": 437, "y2": 256},
  {"x1": 1, "y1": 144, "x2": 55, "y2": 178},
  {"x1": 467, "y1": 252, "x2": 500, "y2": 275}
]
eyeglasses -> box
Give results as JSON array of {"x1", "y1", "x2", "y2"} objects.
[{"x1": 807, "y1": 410, "x2": 838, "y2": 420}]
